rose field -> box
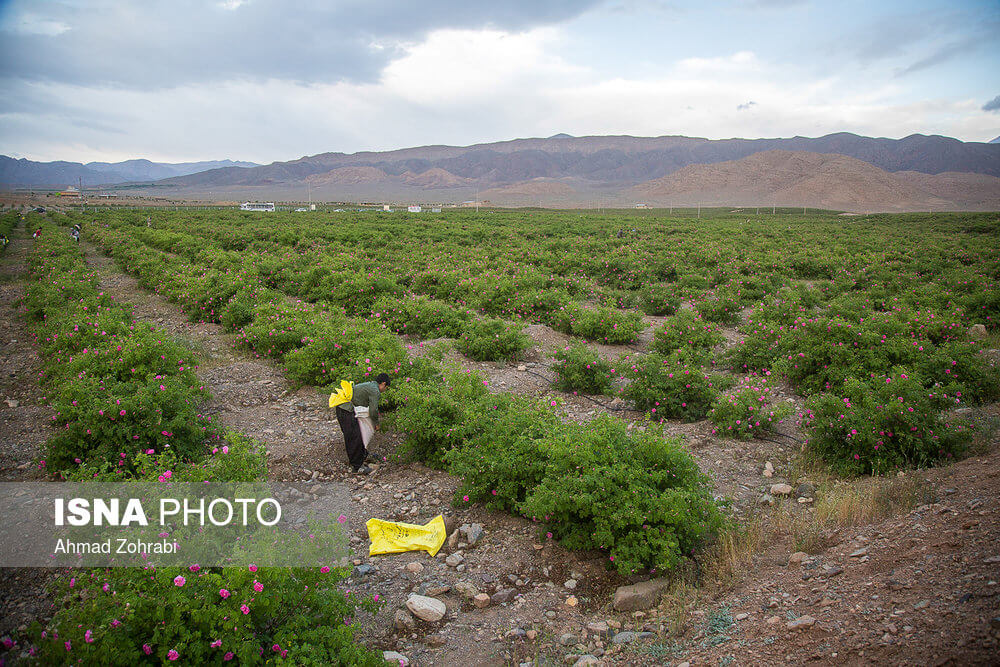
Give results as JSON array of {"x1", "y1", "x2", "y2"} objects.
[{"x1": 0, "y1": 205, "x2": 998, "y2": 665}]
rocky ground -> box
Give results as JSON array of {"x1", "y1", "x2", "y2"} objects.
[
  {"x1": 0, "y1": 225, "x2": 996, "y2": 665},
  {"x1": 0, "y1": 227, "x2": 62, "y2": 639}
]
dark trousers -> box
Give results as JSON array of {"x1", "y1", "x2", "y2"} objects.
[{"x1": 336, "y1": 407, "x2": 366, "y2": 470}]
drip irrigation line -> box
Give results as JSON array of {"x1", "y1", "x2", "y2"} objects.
[
  {"x1": 758, "y1": 433, "x2": 805, "y2": 446},
  {"x1": 515, "y1": 366, "x2": 629, "y2": 412}
]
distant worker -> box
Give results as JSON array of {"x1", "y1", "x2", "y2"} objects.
[
  {"x1": 32, "y1": 228, "x2": 42, "y2": 239},
  {"x1": 332, "y1": 373, "x2": 390, "y2": 474},
  {"x1": 70, "y1": 224, "x2": 80, "y2": 243}
]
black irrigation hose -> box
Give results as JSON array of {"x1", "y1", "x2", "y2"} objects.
[
  {"x1": 757, "y1": 436, "x2": 796, "y2": 447},
  {"x1": 518, "y1": 364, "x2": 811, "y2": 432},
  {"x1": 517, "y1": 365, "x2": 630, "y2": 412}
]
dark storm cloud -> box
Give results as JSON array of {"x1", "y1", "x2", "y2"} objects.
[
  {"x1": 0, "y1": 0, "x2": 601, "y2": 88},
  {"x1": 984, "y1": 95, "x2": 1000, "y2": 112}
]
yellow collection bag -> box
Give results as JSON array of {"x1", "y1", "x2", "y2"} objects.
[
  {"x1": 328, "y1": 380, "x2": 353, "y2": 409},
  {"x1": 366, "y1": 515, "x2": 447, "y2": 557}
]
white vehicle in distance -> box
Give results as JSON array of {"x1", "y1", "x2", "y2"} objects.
[{"x1": 240, "y1": 202, "x2": 275, "y2": 212}]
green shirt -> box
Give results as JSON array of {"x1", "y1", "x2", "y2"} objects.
[{"x1": 339, "y1": 381, "x2": 381, "y2": 424}]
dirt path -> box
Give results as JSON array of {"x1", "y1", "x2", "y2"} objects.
[
  {"x1": 0, "y1": 235, "x2": 49, "y2": 481},
  {"x1": 0, "y1": 227, "x2": 61, "y2": 638}
]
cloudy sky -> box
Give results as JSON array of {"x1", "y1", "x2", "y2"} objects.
[{"x1": 1, "y1": 0, "x2": 998, "y2": 164}]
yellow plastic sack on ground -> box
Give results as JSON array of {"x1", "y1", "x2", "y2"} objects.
[
  {"x1": 366, "y1": 515, "x2": 447, "y2": 557},
  {"x1": 328, "y1": 380, "x2": 353, "y2": 409}
]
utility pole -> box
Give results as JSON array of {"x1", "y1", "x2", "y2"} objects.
[{"x1": 697, "y1": 204, "x2": 701, "y2": 219}]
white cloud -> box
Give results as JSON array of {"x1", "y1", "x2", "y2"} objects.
[
  {"x1": 2, "y1": 28, "x2": 997, "y2": 163},
  {"x1": 380, "y1": 28, "x2": 584, "y2": 103},
  {"x1": 676, "y1": 50, "x2": 759, "y2": 74}
]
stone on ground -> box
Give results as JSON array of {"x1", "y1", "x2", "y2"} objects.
[
  {"x1": 612, "y1": 579, "x2": 670, "y2": 611},
  {"x1": 405, "y1": 595, "x2": 446, "y2": 622}
]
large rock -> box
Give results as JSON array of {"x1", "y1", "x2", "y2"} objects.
[
  {"x1": 447, "y1": 529, "x2": 461, "y2": 549},
  {"x1": 786, "y1": 615, "x2": 816, "y2": 630},
  {"x1": 383, "y1": 651, "x2": 409, "y2": 666},
  {"x1": 770, "y1": 483, "x2": 793, "y2": 496},
  {"x1": 788, "y1": 551, "x2": 810, "y2": 565},
  {"x1": 492, "y1": 588, "x2": 518, "y2": 605},
  {"x1": 460, "y1": 523, "x2": 485, "y2": 546},
  {"x1": 969, "y1": 323, "x2": 987, "y2": 340},
  {"x1": 611, "y1": 631, "x2": 655, "y2": 645},
  {"x1": 586, "y1": 621, "x2": 612, "y2": 638},
  {"x1": 612, "y1": 579, "x2": 670, "y2": 611},
  {"x1": 405, "y1": 595, "x2": 447, "y2": 622}
]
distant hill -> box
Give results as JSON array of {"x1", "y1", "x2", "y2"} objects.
[
  {"x1": 156, "y1": 132, "x2": 1000, "y2": 193},
  {"x1": 0, "y1": 156, "x2": 258, "y2": 187},
  {"x1": 991, "y1": 136, "x2": 1000, "y2": 144},
  {"x1": 631, "y1": 151, "x2": 948, "y2": 210},
  {"x1": 7, "y1": 132, "x2": 999, "y2": 211}
]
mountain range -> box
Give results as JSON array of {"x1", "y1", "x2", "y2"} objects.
[
  {"x1": 3, "y1": 132, "x2": 999, "y2": 211},
  {"x1": 0, "y1": 156, "x2": 259, "y2": 187}
]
